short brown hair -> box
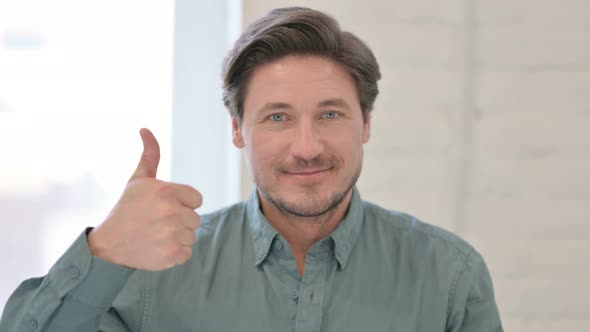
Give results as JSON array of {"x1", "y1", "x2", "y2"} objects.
[{"x1": 222, "y1": 7, "x2": 381, "y2": 123}]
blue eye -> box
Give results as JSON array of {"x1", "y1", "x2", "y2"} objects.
[
  {"x1": 322, "y1": 111, "x2": 339, "y2": 119},
  {"x1": 270, "y1": 114, "x2": 285, "y2": 122}
]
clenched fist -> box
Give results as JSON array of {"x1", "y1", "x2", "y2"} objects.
[{"x1": 88, "y1": 128, "x2": 202, "y2": 271}]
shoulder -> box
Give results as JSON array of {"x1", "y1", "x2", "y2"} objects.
[
  {"x1": 361, "y1": 200, "x2": 478, "y2": 262},
  {"x1": 360, "y1": 200, "x2": 492, "y2": 301}
]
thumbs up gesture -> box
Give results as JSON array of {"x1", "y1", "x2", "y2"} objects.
[{"x1": 88, "y1": 128, "x2": 203, "y2": 271}]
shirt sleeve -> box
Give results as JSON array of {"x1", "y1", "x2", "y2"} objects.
[
  {"x1": 446, "y1": 249, "x2": 504, "y2": 332},
  {"x1": 0, "y1": 228, "x2": 139, "y2": 332}
]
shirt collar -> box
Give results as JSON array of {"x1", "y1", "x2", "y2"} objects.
[
  {"x1": 246, "y1": 191, "x2": 279, "y2": 266},
  {"x1": 246, "y1": 187, "x2": 364, "y2": 269},
  {"x1": 329, "y1": 186, "x2": 364, "y2": 269}
]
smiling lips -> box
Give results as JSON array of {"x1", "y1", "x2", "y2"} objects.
[{"x1": 284, "y1": 168, "x2": 332, "y2": 180}]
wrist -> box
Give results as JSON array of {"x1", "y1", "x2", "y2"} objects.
[{"x1": 88, "y1": 228, "x2": 115, "y2": 263}]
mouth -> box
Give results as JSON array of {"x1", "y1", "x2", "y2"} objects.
[{"x1": 283, "y1": 167, "x2": 333, "y2": 180}]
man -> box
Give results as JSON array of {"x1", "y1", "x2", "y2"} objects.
[{"x1": 0, "y1": 7, "x2": 503, "y2": 332}]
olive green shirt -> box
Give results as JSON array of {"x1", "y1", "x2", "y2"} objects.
[{"x1": 0, "y1": 188, "x2": 503, "y2": 331}]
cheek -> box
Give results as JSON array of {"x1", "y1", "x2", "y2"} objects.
[
  {"x1": 246, "y1": 132, "x2": 286, "y2": 170},
  {"x1": 328, "y1": 124, "x2": 364, "y2": 147},
  {"x1": 340, "y1": 140, "x2": 363, "y2": 162},
  {"x1": 330, "y1": 134, "x2": 364, "y2": 166}
]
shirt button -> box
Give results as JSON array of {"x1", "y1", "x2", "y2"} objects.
[
  {"x1": 69, "y1": 265, "x2": 80, "y2": 280},
  {"x1": 289, "y1": 289, "x2": 298, "y2": 300},
  {"x1": 273, "y1": 240, "x2": 283, "y2": 251},
  {"x1": 24, "y1": 319, "x2": 38, "y2": 331}
]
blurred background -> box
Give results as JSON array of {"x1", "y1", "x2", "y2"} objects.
[{"x1": 1, "y1": 0, "x2": 588, "y2": 331}]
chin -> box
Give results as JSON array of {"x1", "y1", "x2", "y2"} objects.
[{"x1": 263, "y1": 182, "x2": 351, "y2": 218}]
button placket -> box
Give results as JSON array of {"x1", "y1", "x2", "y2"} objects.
[
  {"x1": 274, "y1": 240, "x2": 283, "y2": 251},
  {"x1": 69, "y1": 265, "x2": 80, "y2": 280},
  {"x1": 23, "y1": 318, "x2": 38, "y2": 331},
  {"x1": 293, "y1": 243, "x2": 330, "y2": 332},
  {"x1": 289, "y1": 288, "x2": 299, "y2": 300}
]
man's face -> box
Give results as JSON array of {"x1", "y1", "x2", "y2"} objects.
[{"x1": 232, "y1": 55, "x2": 371, "y2": 218}]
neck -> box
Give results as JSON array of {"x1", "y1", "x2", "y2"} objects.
[{"x1": 258, "y1": 189, "x2": 353, "y2": 260}]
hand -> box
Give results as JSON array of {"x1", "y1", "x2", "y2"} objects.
[{"x1": 88, "y1": 128, "x2": 202, "y2": 271}]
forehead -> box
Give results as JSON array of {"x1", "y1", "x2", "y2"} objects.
[{"x1": 243, "y1": 55, "x2": 360, "y2": 114}]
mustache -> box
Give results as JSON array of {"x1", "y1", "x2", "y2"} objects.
[{"x1": 274, "y1": 155, "x2": 341, "y2": 174}]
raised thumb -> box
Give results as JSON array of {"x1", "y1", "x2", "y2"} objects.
[{"x1": 130, "y1": 128, "x2": 160, "y2": 180}]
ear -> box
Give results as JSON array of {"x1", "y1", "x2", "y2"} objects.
[
  {"x1": 232, "y1": 116, "x2": 245, "y2": 148},
  {"x1": 362, "y1": 112, "x2": 371, "y2": 143}
]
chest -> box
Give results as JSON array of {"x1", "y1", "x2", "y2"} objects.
[{"x1": 142, "y1": 254, "x2": 449, "y2": 332}]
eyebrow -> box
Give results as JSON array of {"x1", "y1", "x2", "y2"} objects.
[
  {"x1": 258, "y1": 102, "x2": 293, "y2": 114},
  {"x1": 318, "y1": 98, "x2": 351, "y2": 110},
  {"x1": 257, "y1": 98, "x2": 351, "y2": 114}
]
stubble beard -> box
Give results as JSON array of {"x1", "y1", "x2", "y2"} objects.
[{"x1": 257, "y1": 155, "x2": 363, "y2": 223}]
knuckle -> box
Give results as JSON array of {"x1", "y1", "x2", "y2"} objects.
[
  {"x1": 164, "y1": 245, "x2": 181, "y2": 262},
  {"x1": 175, "y1": 247, "x2": 192, "y2": 264},
  {"x1": 159, "y1": 223, "x2": 178, "y2": 241},
  {"x1": 193, "y1": 189, "x2": 203, "y2": 207},
  {"x1": 188, "y1": 231, "x2": 197, "y2": 244},
  {"x1": 158, "y1": 255, "x2": 175, "y2": 270},
  {"x1": 156, "y1": 183, "x2": 174, "y2": 197},
  {"x1": 179, "y1": 229, "x2": 196, "y2": 246},
  {"x1": 186, "y1": 214, "x2": 201, "y2": 230},
  {"x1": 159, "y1": 202, "x2": 179, "y2": 218},
  {"x1": 181, "y1": 185, "x2": 202, "y2": 208},
  {"x1": 182, "y1": 246, "x2": 193, "y2": 260}
]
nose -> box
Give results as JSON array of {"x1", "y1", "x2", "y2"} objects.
[{"x1": 290, "y1": 118, "x2": 324, "y2": 161}]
